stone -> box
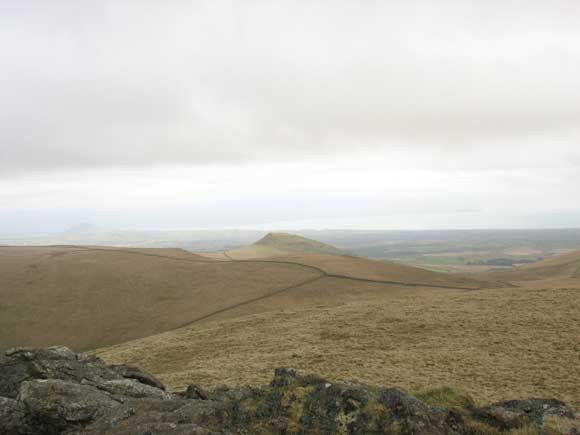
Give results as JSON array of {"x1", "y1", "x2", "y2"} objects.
[
  {"x1": 0, "y1": 396, "x2": 26, "y2": 435},
  {"x1": 2, "y1": 347, "x2": 579, "y2": 435},
  {"x1": 109, "y1": 364, "x2": 166, "y2": 391},
  {"x1": 96, "y1": 379, "x2": 174, "y2": 400},
  {"x1": 19, "y1": 379, "x2": 122, "y2": 433},
  {"x1": 0, "y1": 346, "x2": 121, "y2": 399},
  {"x1": 183, "y1": 384, "x2": 209, "y2": 400}
]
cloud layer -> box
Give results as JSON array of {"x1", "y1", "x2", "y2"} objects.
[
  {"x1": 1, "y1": 0, "x2": 580, "y2": 174},
  {"x1": 1, "y1": 1, "x2": 579, "y2": 234}
]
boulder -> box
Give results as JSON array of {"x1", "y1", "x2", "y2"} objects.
[
  {"x1": 0, "y1": 396, "x2": 27, "y2": 435},
  {"x1": 0, "y1": 347, "x2": 120, "y2": 399},
  {"x1": 95, "y1": 379, "x2": 174, "y2": 400},
  {"x1": 1, "y1": 347, "x2": 579, "y2": 435},
  {"x1": 182, "y1": 384, "x2": 209, "y2": 400},
  {"x1": 18, "y1": 379, "x2": 122, "y2": 433},
  {"x1": 477, "y1": 399, "x2": 580, "y2": 434},
  {"x1": 109, "y1": 364, "x2": 165, "y2": 391}
]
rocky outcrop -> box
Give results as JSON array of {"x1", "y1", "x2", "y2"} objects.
[{"x1": 1, "y1": 347, "x2": 579, "y2": 434}]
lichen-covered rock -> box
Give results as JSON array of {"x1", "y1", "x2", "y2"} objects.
[
  {"x1": 0, "y1": 396, "x2": 27, "y2": 435},
  {"x1": 109, "y1": 364, "x2": 165, "y2": 391},
  {"x1": 73, "y1": 397, "x2": 229, "y2": 435},
  {"x1": 478, "y1": 399, "x2": 580, "y2": 435},
  {"x1": 231, "y1": 367, "x2": 457, "y2": 434},
  {"x1": 0, "y1": 347, "x2": 120, "y2": 399},
  {"x1": 18, "y1": 379, "x2": 123, "y2": 433},
  {"x1": 0, "y1": 346, "x2": 165, "y2": 400},
  {"x1": 1, "y1": 347, "x2": 579, "y2": 435},
  {"x1": 181, "y1": 384, "x2": 209, "y2": 400},
  {"x1": 95, "y1": 379, "x2": 174, "y2": 401}
]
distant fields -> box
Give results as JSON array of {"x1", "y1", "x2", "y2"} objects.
[{"x1": 4, "y1": 228, "x2": 580, "y2": 269}]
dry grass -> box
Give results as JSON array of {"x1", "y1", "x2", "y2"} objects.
[
  {"x1": 0, "y1": 245, "x2": 484, "y2": 351},
  {"x1": 476, "y1": 250, "x2": 580, "y2": 281},
  {"x1": 96, "y1": 280, "x2": 580, "y2": 409},
  {"x1": 226, "y1": 244, "x2": 289, "y2": 259},
  {"x1": 254, "y1": 232, "x2": 344, "y2": 255},
  {"x1": 263, "y1": 253, "x2": 491, "y2": 289},
  {"x1": 193, "y1": 277, "x2": 448, "y2": 324},
  {"x1": 0, "y1": 246, "x2": 319, "y2": 351},
  {"x1": 5, "y1": 243, "x2": 580, "y2": 411}
]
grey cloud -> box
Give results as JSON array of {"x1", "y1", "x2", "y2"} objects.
[{"x1": 1, "y1": 0, "x2": 580, "y2": 175}]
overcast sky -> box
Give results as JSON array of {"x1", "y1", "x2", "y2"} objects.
[{"x1": 1, "y1": 0, "x2": 579, "y2": 235}]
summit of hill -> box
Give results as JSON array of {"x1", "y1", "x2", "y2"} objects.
[{"x1": 253, "y1": 232, "x2": 344, "y2": 255}]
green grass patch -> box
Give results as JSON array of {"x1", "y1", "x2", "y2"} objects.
[{"x1": 414, "y1": 387, "x2": 475, "y2": 413}]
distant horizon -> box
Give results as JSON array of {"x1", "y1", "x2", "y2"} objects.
[{"x1": 4, "y1": 225, "x2": 580, "y2": 240}]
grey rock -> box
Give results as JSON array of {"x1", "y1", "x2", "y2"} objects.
[
  {"x1": 182, "y1": 384, "x2": 209, "y2": 400},
  {"x1": 476, "y1": 398, "x2": 578, "y2": 430},
  {"x1": 74, "y1": 398, "x2": 225, "y2": 435},
  {"x1": 0, "y1": 396, "x2": 27, "y2": 435},
  {"x1": 19, "y1": 379, "x2": 122, "y2": 434},
  {"x1": 3, "y1": 347, "x2": 580, "y2": 435},
  {"x1": 96, "y1": 379, "x2": 174, "y2": 401},
  {"x1": 0, "y1": 346, "x2": 121, "y2": 399},
  {"x1": 109, "y1": 365, "x2": 165, "y2": 391}
]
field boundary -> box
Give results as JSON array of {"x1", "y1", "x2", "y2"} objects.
[
  {"x1": 224, "y1": 252, "x2": 481, "y2": 290},
  {"x1": 168, "y1": 274, "x2": 326, "y2": 330}
]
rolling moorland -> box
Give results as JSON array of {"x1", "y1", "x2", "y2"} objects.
[
  {"x1": 0, "y1": 234, "x2": 488, "y2": 352},
  {"x1": 5, "y1": 228, "x2": 580, "y2": 272},
  {"x1": 1, "y1": 232, "x2": 580, "y2": 433}
]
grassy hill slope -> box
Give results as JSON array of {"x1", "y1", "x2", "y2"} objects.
[
  {"x1": 0, "y1": 246, "x2": 318, "y2": 351},
  {"x1": 95, "y1": 283, "x2": 580, "y2": 408},
  {"x1": 258, "y1": 253, "x2": 490, "y2": 289},
  {"x1": 474, "y1": 249, "x2": 580, "y2": 281},
  {"x1": 0, "y1": 240, "x2": 489, "y2": 351},
  {"x1": 254, "y1": 232, "x2": 344, "y2": 255}
]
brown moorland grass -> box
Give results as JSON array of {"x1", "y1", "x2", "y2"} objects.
[
  {"x1": 7, "y1": 242, "x2": 580, "y2": 409},
  {"x1": 254, "y1": 232, "x2": 344, "y2": 255},
  {"x1": 225, "y1": 244, "x2": 290, "y2": 259},
  {"x1": 193, "y1": 277, "x2": 445, "y2": 324},
  {"x1": 0, "y1": 244, "x2": 487, "y2": 352},
  {"x1": 224, "y1": 231, "x2": 343, "y2": 259},
  {"x1": 0, "y1": 246, "x2": 320, "y2": 351},
  {"x1": 96, "y1": 282, "x2": 580, "y2": 409},
  {"x1": 257, "y1": 253, "x2": 492, "y2": 289}
]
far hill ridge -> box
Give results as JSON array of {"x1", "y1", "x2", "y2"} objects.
[{"x1": 254, "y1": 232, "x2": 343, "y2": 255}]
